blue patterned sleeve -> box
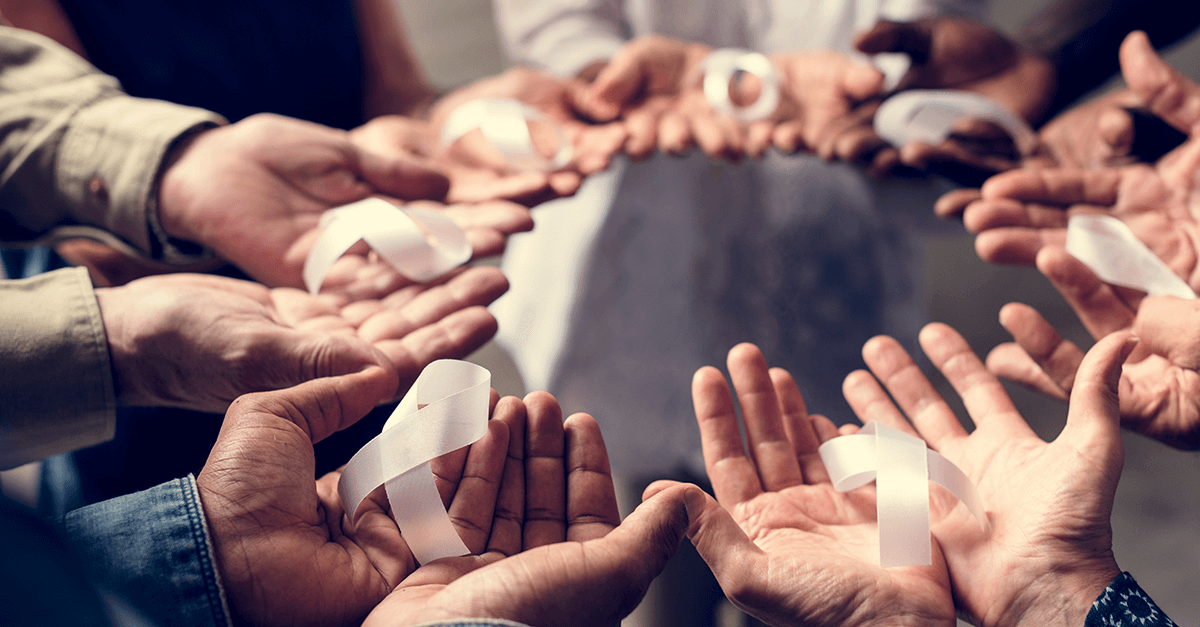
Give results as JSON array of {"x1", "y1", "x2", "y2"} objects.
[{"x1": 1086, "y1": 572, "x2": 1176, "y2": 627}]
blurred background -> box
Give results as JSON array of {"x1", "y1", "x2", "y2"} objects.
[{"x1": 397, "y1": 0, "x2": 1200, "y2": 622}]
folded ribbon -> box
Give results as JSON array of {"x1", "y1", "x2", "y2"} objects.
[
  {"x1": 338, "y1": 359, "x2": 491, "y2": 565},
  {"x1": 303, "y1": 198, "x2": 472, "y2": 295},
  {"x1": 818, "y1": 422, "x2": 985, "y2": 567},
  {"x1": 1066, "y1": 214, "x2": 1196, "y2": 299},
  {"x1": 874, "y1": 89, "x2": 1037, "y2": 156},
  {"x1": 440, "y1": 97, "x2": 572, "y2": 172},
  {"x1": 702, "y1": 48, "x2": 781, "y2": 123}
]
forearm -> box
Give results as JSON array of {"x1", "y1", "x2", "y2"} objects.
[
  {"x1": 0, "y1": 267, "x2": 114, "y2": 470},
  {"x1": 58, "y1": 475, "x2": 232, "y2": 627},
  {"x1": 0, "y1": 26, "x2": 223, "y2": 261},
  {"x1": 1017, "y1": 0, "x2": 1200, "y2": 117},
  {"x1": 493, "y1": 0, "x2": 628, "y2": 76}
]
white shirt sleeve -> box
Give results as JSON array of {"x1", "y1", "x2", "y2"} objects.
[{"x1": 493, "y1": 0, "x2": 629, "y2": 77}]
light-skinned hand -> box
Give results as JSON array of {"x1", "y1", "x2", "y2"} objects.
[
  {"x1": 94, "y1": 268, "x2": 507, "y2": 412},
  {"x1": 985, "y1": 248, "x2": 1200, "y2": 449},
  {"x1": 843, "y1": 323, "x2": 1134, "y2": 627},
  {"x1": 361, "y1": 392, "x2": 695, "y2": 627},
  {"x1": 653, "y1": 343, "x2": 956, "y2": 627}
]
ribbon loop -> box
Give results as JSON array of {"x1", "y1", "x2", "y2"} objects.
[
  {"x1": 338, "y1": 360, "x2": 491, "y2": 564},
  {"x1": 440, "y1": 97, "x2": 572, "y2": 172},
  {"x1": 1066, "y1": 214, "x2": 1196, "y2": 299},
  {"x1": 702, "y1": 48, "x2": 781, "y2": 123},
  {"x1": 874, "y1": 89, "x2": 1037, "y2": 156},
  {"x1": 818, "y1": 422, "x2": 985, "y2": 567}
]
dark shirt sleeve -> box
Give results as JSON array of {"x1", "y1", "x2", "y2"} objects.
[{"x1": 1086, "y1": 572, "x2": 1177, "y2": 627}]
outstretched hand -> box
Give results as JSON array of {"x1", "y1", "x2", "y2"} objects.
[
  {"x1": 362, "y1": 392, "x2": 694, "y2": 627},
  {"x1": 94, "y1": 268, "x2": 507, "y2": 412},
  {"x1": 663, "y1": 343, "x2": 956, "y2": 627},
  {"x1": 842, "y1": 323, "x2": 1133, "y2": 627}
]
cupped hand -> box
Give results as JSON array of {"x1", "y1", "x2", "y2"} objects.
[
  {"x1": 196, "y1": 365, "x2": 519, "y2": 627},
  {"x1": 157, "y1": 113, "x2": 450, "y2": 288},
  {"x1": 94, "y1": 267, "x2": 507, "y2": 412},
  {"x1": 854, "y1": 17, "x2": 1055, "y2": 175},
  {"x1": 985, "y1": 248, "x2": 1200, "y2": 449},
  {"x1": 842, "y1": 323, "x2": 1133, "y2": 627},
  {"x1": 362, "y1": 392, "x2": 694, "y2": 627},
  {"x1": 671, "y1": 343, "x2": 955, "y2": 627}
]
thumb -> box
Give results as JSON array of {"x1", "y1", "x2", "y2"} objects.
[
  {"x1": 1120, "y1": 30, "x2": 1200, "y2": 134},
  {"x1": 1058, "y1": 330, "x2": 1137, "y2": 459},
  {"x1": 230, "y1": 363, "x2": 398, "y2": 444},
  {"x1": 356, "y1": 146, "x2": 451, "y2": 201},
  {"x1": 583, "y1": 56, "x2": 647, "y2": 121},
  {"x1": 854, "y1": 19, "x2": 930, "y2": 61},
  {"x1": 664, "y1": 481, "x2": 767, "y2": 598},
  {"x1": 1132, "y1": 296, "x2": 1200, "y2": 369}
]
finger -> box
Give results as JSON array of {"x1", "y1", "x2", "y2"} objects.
[
  {"x1": 997, "y1": 302, "x2": 1085, "y2": 394},
  {"x1": 812, "y1": 414, "x2": 843, "y2": 443},
  {"x1": 487, "y1": 396, "x2": 528, "y2": 556},
  {"x1": 745, "y1": 120, "x2": 775, "y2": 158},
  {"x1": 436, "y1": 200, "x2": 535, "y2": 236},
  {"x1": 1036, "y1": 246, "x2": 1136, "y2": 339},
  {"x1": 564, "y1": 413, "x2": 621, "y2": 542},
  {"x1": 860, "y1": 333, "x2": 968, "y2": 444},
  {"x1": 357, "y1": 266, "x2": 509, "y2": 342},
  {"x1": 769, "y1": 367, "x2": 828, "y2": 483},
  {"x1": 1120, "y1": 30, "x2": 1200, "y2": 133},
  {"x1": 446, "y1": 418, "x2": 510, "y2": 553},
  {"x1": 357, "y1": 146, "x2": 451, "y2": 201},
  {"x1": 841, "y1": 369, "x2": 920, "y2": 436},
  {"x1": 986, "y1": 342, "x2": 1071, "y2": 402},
  {"x1": 624, "y1": 102, "x2": 664, "y2": 160},
  {"x1": 523, "y1": 391, "x2": 568, "y2": 549},
  {"x1": 854, "y1": 19, "x2": 929, "y2": 58},
  {"x1": 1098, "y1": 107, "x2": 1136, "y2": 159},
  {"x1": 1057, "y1": 331, "x2": 1138, "y2": 459},
  {"x1": 980, "y1": 168, "x2": 1122, "y2": 207},
  {"x1": 1132, "y1": 296, "x2": 1200, "y2": 369},
  {"x1": 586, "y1": 54, "x2": 648, "y2": 121},
  {"x1": 917, "y1": 323, "x2": 1030, "y2": 440},
  {"x1": 692, "y1": 366, "x2": 761, "y2": 505},
  {"x1": 934, "y1": 187, "x2": 982, "y2": 220},
  {"x1": 373, "y1": 306, "x2": 500, "y2": 394},
  {"x1": 574, "y1": 122, "x2": 629, "y2": 174},
  {"x1": 961, "y1": 197, "x2": 1071, "y2": 233},
  {"x1": 677, "y1": 484, "x2": 769, "y2": 611},
  {"x1": 727, "y1": 344, "x2": 803, "y2": 491},
  {"x1": 974, "y1": 226, "x2": 1066, "y2": 265}
]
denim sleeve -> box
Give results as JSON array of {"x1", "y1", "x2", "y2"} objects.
[
  {"x1": 57, "y1": 475, "x2": 231, "y2": 627},
  {"x1": 1086, "y1": 572, "x2": 1177, "y2": 627}
]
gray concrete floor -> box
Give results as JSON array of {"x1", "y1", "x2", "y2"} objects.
[{"x1": 398, "y1": 0, "x2": 1200, "y2": 622}]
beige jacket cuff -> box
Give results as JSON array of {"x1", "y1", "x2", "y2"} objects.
[
  {"x1": 0, "y1": 267, "x2": 115, "y2": 469},
  {"x1": 56, "y1": 97, "x2": 222, "y2": 263}
]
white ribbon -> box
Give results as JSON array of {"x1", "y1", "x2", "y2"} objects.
[
  {"x1": 337, "y1": 360, "x2": 491, "y2": 565},
  {"x1": 702, "y1": 48, "x2": 781, "y2": 123},
  {"x1": 440, "y1": 97, "x2": 572, "y2": 172},
  {"x1": 818, "y1": 422, "x2": 985, "y2": 568},
  {"x1": 874, "y1": 89, "x2": 1037, "y2": 156},
  {"x1": 1066, "y1": 214, "x2": 1196, "y2": 299},
  {"x1": 303, "y1": 198, "x2": 471, "y2": 295}
]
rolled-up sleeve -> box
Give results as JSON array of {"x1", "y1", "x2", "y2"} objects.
[{"x1": 0, "y1": 26, "x2": 223, "y2": 262}]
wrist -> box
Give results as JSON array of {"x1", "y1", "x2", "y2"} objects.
[
  {"x1": 92, "y1": 284, "x2": 140, "y2": 407},
  {"x1": 155, "y1": 126, "x2": 216, "y2": 247},
  {"x1": 999, "y1": 561, "x2": 1122, "y2": 627}
]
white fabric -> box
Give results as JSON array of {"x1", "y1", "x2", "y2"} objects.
[
  {"x1": 492, "y1": 0, "x2": 985, "y2": 477},
  {"x1": 303, "y1": 198, "x2": 471, "y2": 294},
  {"x1": 819, "y1": 422, "x2": 986, "y2": 567},
  {"x1": 875, "y1": 89, "x2": 1038, "y2": 155},
  {"x1": 1066, "y1": 214, "x2": 1196, "y2": 299},
  {"x1": 702, "y1": 49, "x2": 781, "y2": 122},
  {"x1": 338, "y1": 360, "x2": 491, "y2": 564},
  {"x1": 441, "y1": 98, "x2": 573, "y2": 172}
]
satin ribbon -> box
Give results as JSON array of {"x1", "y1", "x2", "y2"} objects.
[
  {"x1": 702, "y1": 48, "x2": 781, "y2": 123},
  {"x1": 874, "y1": 89, "x2": 1037, "y2": 156},
  {"x1": 818, "y1": 422, "x2": 985, "y2": 567},
  {"x1": 337, "y1": 359, "x2": 491, "y2": 565},
  {"x1": 1066, "y1": 214, "x2": 1196, "y2": 299},
  {"x1": 303, "y1": 198, "x2": 471, "y2": 295},
  {"x1": 440, "y1": 97, "x2": 572, "y2": 172}
]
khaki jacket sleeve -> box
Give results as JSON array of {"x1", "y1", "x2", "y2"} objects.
[
  {"x1": 0, "y1": 267, "x2": 114, "y2": 470},
  {"x1": 0, "y1": 26, "x2": 225, "y2": 262}
]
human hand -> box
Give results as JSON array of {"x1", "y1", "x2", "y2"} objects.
[
  {"x1": 843, "y1": 323, "x2": 1133, "y2": 627},
  {"x1": 853, "y1": 17, "x2": 1055, "y2": 175},
  {"x1": 985, "y1": 249, "x2": 1200, "y2": 450},
  {"x1": 663, "y1": 343, "x2": 955, "y2": 627},
  {"x1": 94, "y1": 267, "x2": 507, "y2": 412},
  {"x1": 156, "y1": 113, "x2": 453, "y2": 288},
  {"x1": 195, "y1": 365, "x2": 522, "y2": 627},
  {"x1": 361, "y1": 392, "x2": 694, "y2": 627},
  {"x1": 427, "y1": 67, "x2": 628, "y2": 187}
]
